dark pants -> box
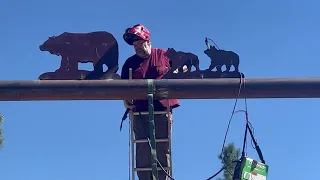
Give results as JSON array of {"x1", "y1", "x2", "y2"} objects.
[{"x1": 133, "y1": 113, "x2": 171, "y2": 180}]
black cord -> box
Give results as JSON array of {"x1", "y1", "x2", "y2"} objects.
[
  {"x1": 241, "y1": 119, "x2": 248, "y2": 158},
  {"x1": 206, "y1": 73, "x2": 244, "y2": 179},
  {"x1": 205, "y1": 37, "x2": 221, "y2": 50},
  {"x1": 237, "y1": 101, "x2": 266, "y2": 164},
  {"x1": 247, "y1": 123, "x2": 265, "y2": 164},
  {"x1": 205, "y1": 160, "x2": 240, "y2": 180},
  {"x1": 220, "y1": 72, "x2": 245, "y2": 163}
]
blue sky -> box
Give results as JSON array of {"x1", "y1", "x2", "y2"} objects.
[{"x1": 1, "y1": 0, "x2": 319, "y2": 179}]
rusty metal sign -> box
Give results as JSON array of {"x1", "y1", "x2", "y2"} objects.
[
  {"x1": 38, "y1": 32, "x2": 244, "y2": 80},
  {"x1": 38, "y1": 31, "x2": 119, "y2": 80}
]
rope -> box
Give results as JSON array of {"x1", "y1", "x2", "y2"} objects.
[
  {"x1": 207, "y1": 71, "x2": 266, "y2": 179},
  {"x1": 205, "y1": 72, "x2": 245, "y2": 179},
  {"x1": 220, "y1": 72, "x2": 245, "y2": 160},
  {"x1": 205, "y1": 160, "x2": 241, "y2": 180}
]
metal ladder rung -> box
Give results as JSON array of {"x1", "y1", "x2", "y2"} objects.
[
  {"x1": 134, "y1": 138, "x2": 169, "y2": 143},
  {"x1": 132, "y1": 111, "x2": 168, "y2": 115},
  {"x1": 134, "y1": 167, "x2": 170, "y2": 172}
]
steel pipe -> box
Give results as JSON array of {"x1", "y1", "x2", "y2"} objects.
[{"x1": 0, "y1": 78, "x2": 320, "y2": 101}]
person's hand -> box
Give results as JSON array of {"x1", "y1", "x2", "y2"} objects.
[
  {"x1": 123, "y1": 100, "x2": 135, "y2": 110},
  {"x1": 164, "y1": 67, "x2": 169, "y2": 74},
  {"x1": 182, "y1": 65, "x2": 188, "y2": 72},
  {"x1": 173, "y1": 65, "x2": 188, "y2": 74},
  {"x1": 158, "y1": 66, "x2": 170, "y2": 75},
  {"x1": 167, "y1": 112, "x2": 174, "y2": 124}
]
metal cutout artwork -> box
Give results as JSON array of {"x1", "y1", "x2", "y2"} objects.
[
  {"x1": 165, "y1": 48, "x2": 201, "y2": 73},
  {"x1": 204, "y1": 37, "x2": 240, "y2": 73},
  {"x1": 163, "y1": 40, "x2": 243, "y2": 79},
  {"x1": 38, "y1": 31, "x2": 119, "y2": 80},
  {"x1": 38, "y1": 31, "x2": 244, "y2": 80}
]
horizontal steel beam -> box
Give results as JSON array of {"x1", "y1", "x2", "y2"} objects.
[{"x1": 0, "y1": 78, "x2": 320, "y2": 101}]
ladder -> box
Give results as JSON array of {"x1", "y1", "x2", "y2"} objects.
[{"x1": 128, "y1": 84, "x2": 173, "y2": 180}]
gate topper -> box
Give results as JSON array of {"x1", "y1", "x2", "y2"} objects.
[
  {"x1": 38, "y1": 31, "x2": 244, "y2": 80},
  {"x1": 163, "y1": 37, "x2": 243, "y2": 79},
  {"x1": 204, "y1": 37, "x2": 240, "y2": 73},
  {"x1": 38, "y1": 31, "x2": 119, "y2": 80}
]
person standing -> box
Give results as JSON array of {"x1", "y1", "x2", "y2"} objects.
[{"x1": 121, "y1": 24, "x2": 180, "y2": 180}]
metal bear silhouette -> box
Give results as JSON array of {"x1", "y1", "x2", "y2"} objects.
[
  {"x1": 204, "y1": 45, "x2": 240, "y2": 73},
  {"x1": 164, "y1": 48, "x2": 200, "y2": 73},
  {"x1": 37, "y1": 31, "x2": 244, "y2": 80},
  {"x1": 163, "y1": 47, "x2": 243, "y2": 79},
  {"x1": 39, "y1": 31, "x2": 119, "y2": 80}
]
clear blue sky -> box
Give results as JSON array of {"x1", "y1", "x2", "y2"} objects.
[{"x1": 1, "y1": 0, "x2": 319, "y2": 179}]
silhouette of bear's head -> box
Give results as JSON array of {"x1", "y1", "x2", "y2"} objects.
[
  {"x1": 204, "y1": 45, "x2": 218, "y2": 57},
  {"x1": 39, "y1": 35, "x2": 68, "y2": 56}
]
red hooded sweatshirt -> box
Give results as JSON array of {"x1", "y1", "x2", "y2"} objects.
[{"x1": 121, "y1": 48, "x2": 180, "y2": 112}]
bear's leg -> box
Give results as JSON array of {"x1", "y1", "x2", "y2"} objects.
[
  {"x1": 194, "y1": 63, "x2": 200, "y2": 71},
  {"x1": 216, "y1": 65, "x2": 222, "y2": 72},
  {"x1": 93, "y1": 64, "x2": 103, "y2": 73},
  {"x1": 206, "y1": 63, "x2": 215, "y2": 71},
  {"x1": 186, "y1": 65, "x2": 192, "y2": 72},
  {"x1": 234, "y1": 64, "x2": 239, "y2": 72},
  {"x1": 57, "y1": 57, "x2": 78, "y2": 72},
  {"x1": 225, "y1": 64, "x2": 231, "y2": 72}
]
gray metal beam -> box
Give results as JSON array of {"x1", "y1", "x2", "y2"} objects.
[{"x1": 0, "y1": 78, "x2": 320, "y2": 101}]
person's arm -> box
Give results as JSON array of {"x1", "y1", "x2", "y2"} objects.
[
  {"x1": 157, "y1": 49, "x2": 171, "y2": 76},
  {"x1": 163, "y1": 53, "x2": 171, "y2": 74}
]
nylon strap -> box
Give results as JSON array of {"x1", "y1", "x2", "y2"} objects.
[{"x1": 147, "y1": 79, "x2": 158, "y2": 180}]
